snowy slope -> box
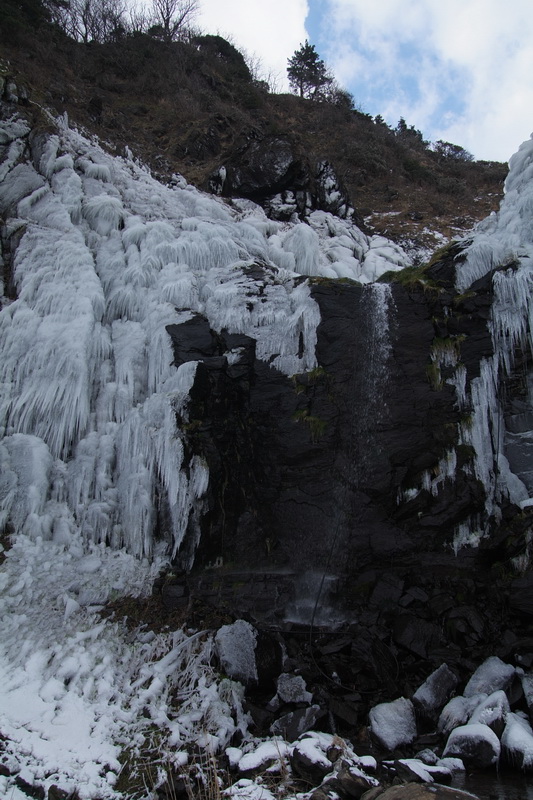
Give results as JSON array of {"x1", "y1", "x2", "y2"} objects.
[{"x1": 0, "y1": 110, "x2": 410, "y2": 797}]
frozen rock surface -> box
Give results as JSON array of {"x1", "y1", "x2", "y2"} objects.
[
  {"x1": 413, "y1": 663, "x2": 458, "y2": 725},
  {"x1": 443, "y1": 722, "x2": 501, "y2": 768},
  {"x1": 290, "y1": 735, "x2": 333, "y2": 784},
  {"x1": 469, "y1": 689, "x2": 510, "y2": 736},
  {"x1": 438, "y1": 695, "x2": 487, "y2": 737},
  {"x1": 276, "y1": 673, "x2": 313, "y2": 704},
  {"x1": 501, "y1": 711, "x2": 533, "y2": 771},
  {"x1": 369, "y1": 697, "x2": 417, "y2": 750},
  {"x1": 463, "y1": 656, "x2": 516, "y2": 698},
  {"x1": 215, "y1": 619, "x2": 258, "y2": 685}
]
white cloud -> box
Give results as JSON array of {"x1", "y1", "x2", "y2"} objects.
[
  {"x1": 319, "y1": 0, "x2": 533, "y2": 161},
  {"x1": 197, "y1": 0, "x2": 309, "y2": 89}
]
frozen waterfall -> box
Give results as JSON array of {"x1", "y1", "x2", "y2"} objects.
[
  {"x1": 452, "y1": 134, "x2": 533, "y2": 533},
  {"x1": 0, "y1": 113, "x2": 410, "y2": 563}
]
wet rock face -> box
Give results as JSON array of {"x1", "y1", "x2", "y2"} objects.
[{"x1": 167, "y1": 259, "x2": 533, "y2": 685}]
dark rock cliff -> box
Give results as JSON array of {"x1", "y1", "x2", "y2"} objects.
[{"x1": 162, "y1": 249, "x2": 533, "y2": 713}]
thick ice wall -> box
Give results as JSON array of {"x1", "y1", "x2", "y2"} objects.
[
  {"x1": 457, "y1": 134, "x2": 533, "y2": 293},
  {"x1": 0, "y1": 117, "x2": 319, "y2": 558},
  {"x1": 449, "y1": 135, "x2": 533, "y2": 528},
  {"x1": 0, "y1": 112, "x2": 413, "y2": 561}
]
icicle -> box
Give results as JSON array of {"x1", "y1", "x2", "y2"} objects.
[{"x1": 83, "y1": 195, "x2": 124, "y2": 236}]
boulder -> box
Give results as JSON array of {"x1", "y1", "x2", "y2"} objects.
[
  {"x1": 369, "y1": 698, "x2": 417, "y2": 751},
  {"x1": 509, "y1": 571, "x2": 533, "y2": 615},
  {"x1": 501, "y1": 711, "x2": 533, "y2": 770},
  {"x1": 321, "y1": 765, "x2": 379, "y2": 799},
  {"x1": 393, "y1": 614, "x2": 442, "y2": 659},
  {"x1": 276, "y1": 673, "x2": 313, "y2": 704},
  {"x1": 469, "y1": 690, "x2": 509, "y2": 737},
  {"x1": 442, "y1": 723, "x2": 500, "y2": 768},
  {"x1": 270, "y1": 705, "x2": 323, "y2": 742},
  {"x1": 214, "y1": 620, "x2": 258, "y2": 685},
  {"x1": 463, "y1": 656, "x2": 515, "y2": 697},
  {"x1": 412, "y1": 664, "x2": 458, "y2": 728},
  {"x1": 438, "y1": 695, "x2": 487, "y2": 737},
  {"x1": 394, "y1": 759, "x2": 452, "y2": 785},
  {"x1": 219, "y1": 135, "x2": 308, "y2": 202},
  {"x1": 224, "y1": 778, "x2": 277, "y2": 800},
  {"x1": 362, "y1": 784, "x2": 481, "y2": 799},
  {"x1": 523, "y1": 672, "x2": 533, "y2": 725},
  {"x1": 290, "y1": 736, "x2": 333, "y2": 785},
  {"x1": 236, "y1": 740, "x2": 291, "y2": 778}
]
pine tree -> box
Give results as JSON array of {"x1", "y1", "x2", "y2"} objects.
[{"x1": 287, "y1": 40, "x2": 331, "y2": 100}]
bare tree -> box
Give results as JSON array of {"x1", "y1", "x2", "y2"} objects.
[
  {"x1": 149, "y1": 0, "x2": 198, "y2": 42},
  {"x1": 58, "y1": 0, "x2": 127, "y2": 43}
]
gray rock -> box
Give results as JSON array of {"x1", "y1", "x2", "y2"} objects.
[
  {"x1": 442, "y1": 723, "x2": 500, "y2": 768},
  {"x1": 270, "y1": 704, "x2": 323, "y2": 742},
  {"x1": 501, "y1": 711, "x2": 533, "y2": 770},
  {"x1": 290, "y1": 736, "x2": 333, "y2": 785},
  {"x1": 413, "y1": 664, "x2": 458, "y2": 727},
  {"x1": 393, "y1": 615, "x2": 441, "y2": 659},
  {"x1": 322, "y1": 766, "x2": 379, "y2": 799},
  {"x1": 414, "y1": 749, "x2": 438, "y2": 765},
  {"x1": 522, "y1": 672, "x2": 533, "y2": 724},
  {"x1": 369, "y1": 698, "x2": 417, "y2": 751},
  {"x1": 438, "y1": 695, "x2": 486, "y2": 737},
  {"x1": 364, "y1": 784, "x2": 481, "y2": 799},
  {"x1": 215, "y1": 619, "x2": 257, "y2": 685},
  {"x1": 469, "y1": 690, "x2": 509, "y2": 737},
  {"x1": 394, "y1": 759, "x2": 452, "y2": 785},
  {"x1": 463, "y1": 656, "x2": 515, "y2": 698},
  {"x1": 276, "y1": 673, "x2": 312, "y2": 704}
]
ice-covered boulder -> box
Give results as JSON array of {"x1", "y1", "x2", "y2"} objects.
[
  {"x1": 438, "y1": 695, "x2": 487, "y2": 737},
  {"x1": 321, "y1": 764, "x2": 380, "y2": 797},
  {"x1": 394, "y1": 758, "x2": 453, "y2": 784},
  {"x1": 215, "y1": 619, "x2": 258, "y2": 685},
  {"x1": 369, "y1": 697, "x2": 417, "y2": 750},
  {"x1": 236, "y1": 740, "x2": 291, "y2": 778},
  {"x1": 463, "y1": 656, "x2": 515, "y2": 698},
  {"x1": 413, "y1": 663, "x2": 458, "y2": 727},
  {"x1": 469, "y1": 690, "x2": 509, "y2": 737},
  {"x1": 442, "y1": 723, "x2": 500, "y2": 768},
  {"x1": 501, "y1": 711, "x2": 533, "y2": 771},
  {"x1": 522, "y1": 672, "x2": 533, "y2": 723},
  {"x1": 276, "y1": 673, "x2": 313, "y2": 705},
  {"x1": 223, "y1": 778, "x2": 277, "y2": 800},
  {"x1": 290, "y1": 735, "x2": 333, "y2": 784}
]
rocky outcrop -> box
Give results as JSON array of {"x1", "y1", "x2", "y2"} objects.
[
  {"x1": 161, "y1": 247, "x2": 533, "y2": 726},
  {"x1": 208, "y1": 135, "x2": 352, "y2": 220}
]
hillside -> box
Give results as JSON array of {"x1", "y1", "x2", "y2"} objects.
[{"x1": 1, "y1": 24, "x2": 507, "y2": 259}]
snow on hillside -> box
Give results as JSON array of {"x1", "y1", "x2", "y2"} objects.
[{"x1": 0, "y1": 111, "x2": 410, "y2": 797}]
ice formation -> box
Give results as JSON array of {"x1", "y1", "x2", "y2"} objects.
[
  {"x1": 451, "y1": 134, "x2": 533, "y2": 535},
  {"x1": 0, "y1": 110, "x2": 412, "y2": 796},
  {"x1": 0, "y1": 113, "x2": 410, "y2": 563}
]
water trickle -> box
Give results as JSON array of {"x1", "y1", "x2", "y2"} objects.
[
  {"x1": 288, "y1": 283, "x2": 396, "y2": 627},
  {"x1": 350, "y1": 282, "x2": 395, "y2": 485},
  {"x1": 284, "y1": 572, "x2": 342, "y2": 628}
]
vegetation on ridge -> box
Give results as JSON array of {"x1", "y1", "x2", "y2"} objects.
[{"x1": 1, "y1": 0, "x2": 507, "y2": 253}]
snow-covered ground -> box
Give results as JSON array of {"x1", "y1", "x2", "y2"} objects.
[{"x1": 0, "y1": 110, "x2": 411, "y2": 797}]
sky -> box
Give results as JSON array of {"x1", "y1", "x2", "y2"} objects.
[{"x1": 197, "y1": 0, "x2": 533, "y2": 163}]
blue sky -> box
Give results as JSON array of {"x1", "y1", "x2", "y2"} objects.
[{"x1": 198, "y1": 0, "x2": 533, "y2": 163}]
